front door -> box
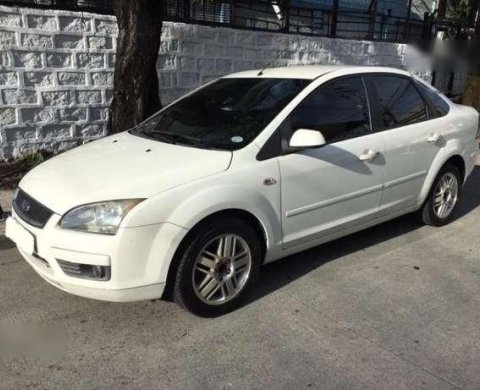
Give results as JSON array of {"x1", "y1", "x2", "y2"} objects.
[{"x1": 278, "y1": 76, "x2": 385, "y2": 249}]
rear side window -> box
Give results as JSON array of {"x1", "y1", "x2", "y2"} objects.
[
  {"x1": 370, "y1": 75, "x2": 428, "y2": 130},
  {"x1": 286, "y1": 76, "x2": 371, "y2": 144},
  {"x1": 415, "y1": 82, "x2": 450, "y2": 117}
]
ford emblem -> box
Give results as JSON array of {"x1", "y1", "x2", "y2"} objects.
[{"x1": 20, "y1": 200, "x2": 31, "y2": 213}]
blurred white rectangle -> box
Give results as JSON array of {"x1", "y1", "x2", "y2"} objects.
[{"x1": 5, "y1": 217, "x2": 35, "y2": 256}]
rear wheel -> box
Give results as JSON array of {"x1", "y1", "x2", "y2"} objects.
[
  {"x1": 419, "y1": 164, "x2": 462, "y2": 226},
  {"x1": 173, "y1": 218, "x2": 262, "y2": 317}
]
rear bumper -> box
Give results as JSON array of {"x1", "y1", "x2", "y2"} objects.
[
  {"x1": 6, "y1": 211, "x2": 187, "y2": 302},
  {"x1": 465, "y1": 140, "x2": 479, "y2": 179}
]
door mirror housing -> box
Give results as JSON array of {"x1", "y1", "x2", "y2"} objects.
[{"x1": 289, "y1": 129, "x2": 326, "y2": 149}]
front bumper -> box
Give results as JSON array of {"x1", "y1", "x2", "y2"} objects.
[{"x1": 6, "y1": 210, "x2": 188, "y2": 302}]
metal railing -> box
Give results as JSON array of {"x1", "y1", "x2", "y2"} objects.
[
  {"x1": 0, "y1": 0, "x2": 113, "y2": 15},
  {"x1": 166, "y1": 0, "x2": 434, "y2": 42},
  {"x1": 0, "y1": 0, "x2": 471, "y2": 43}
]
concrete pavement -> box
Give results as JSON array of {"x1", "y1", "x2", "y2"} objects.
[
  {"x1": 1, "y1": 167, "x2": 480, "y2": 389},
  {"x1": 0, "y1": 189, "x2": 12, "y2": 236}
]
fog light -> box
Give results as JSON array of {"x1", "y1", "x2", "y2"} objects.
[
  {"x1": 92, "y1": 265, "x2": 107, "y2": 280},
  {"x1": 57, "y1": 260, "x2": 111, "y2": 281}
]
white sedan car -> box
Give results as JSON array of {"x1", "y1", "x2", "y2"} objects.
[{"x1": 6, "y1": 66, "x2": 479, "y2": 316}]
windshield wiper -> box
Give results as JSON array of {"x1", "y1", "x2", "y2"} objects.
[
  {"x1": 155, "y1": 131, "x2": 211, "y2": 149},
  {"x1": 138, "y1": 129, "x2": 212, "y2": 149}
]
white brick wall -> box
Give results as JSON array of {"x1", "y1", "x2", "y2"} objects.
[
  {"x1": 0, "y1": 5, "x2": 431, "y2": 161},
  {"x1": 0, "y1": 5, "x2": 116, "y2": 160}
]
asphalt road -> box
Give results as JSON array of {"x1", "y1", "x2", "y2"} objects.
[{"x1": 1, "y1": 166, "x2": 480, "y2": 389}]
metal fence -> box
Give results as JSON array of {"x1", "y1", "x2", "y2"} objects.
[
  {"x1": 0, "y1": 0, "x2": 470, "y2": 43},
  {"x1": 165, "y1": 0, "x2": 443, "y2": 43},
  {"x1": 0, "y1": 0, "x2": 113, "y2": 15}
]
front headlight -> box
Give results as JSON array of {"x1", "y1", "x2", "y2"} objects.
[{"x1": 59, "y1": 199, "x2": 144, "y2": 235}]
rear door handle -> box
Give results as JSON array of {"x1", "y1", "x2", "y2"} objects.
[
  {"x1": 428, "y1": 133, "x2": 440, "y2": 143},
  {"x1": 359, "y1": 149, "x2": 378, "y2": 162}
]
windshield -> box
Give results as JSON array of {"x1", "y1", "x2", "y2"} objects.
[{"x1": 131, "y1": 78, "x2": 310, "y2": 151}]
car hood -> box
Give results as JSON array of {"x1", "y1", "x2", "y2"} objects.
[{"x1": 19, "y1": 132, "x2": 232, "y2": 214}]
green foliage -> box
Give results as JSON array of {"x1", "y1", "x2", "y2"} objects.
[
  {"x1": 450, "y1": 0, "x2": 470, "y2": 19},
  {"x1": 23, "y1": 152, "x2": 45, "y2": 168}
]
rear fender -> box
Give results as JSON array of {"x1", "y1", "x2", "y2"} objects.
[{"x1": 418, "y1": 138, "x2": 466, "y2": 206}]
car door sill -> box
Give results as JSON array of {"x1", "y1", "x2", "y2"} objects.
[{"x1": 281, "y1": 205, "x2": 418, "y2": 252}]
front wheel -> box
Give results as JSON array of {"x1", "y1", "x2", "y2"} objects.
[
  {"x1": 419, "y1": 164, "x2": 462, "y2": 226},
  {"x1": 173, "y1": 218, "x2": 263, "y2": 317}
]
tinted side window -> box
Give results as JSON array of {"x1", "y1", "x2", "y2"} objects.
[
  {"x1": 416, "y1": 82, "x2": 450, "y2": 117},
  {"x1": 370, "y1": 76, "x2": 428, "y2": 130},
  {"x1": 288, "y1": 77, "x2": 371, "y2": 144}
]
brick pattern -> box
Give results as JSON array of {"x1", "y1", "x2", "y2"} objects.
[
  {"x1": 157, "y1": 24, "x2": 435, "y2": 104},
  {"x1": 0, "y1": 6, "x2": 115, "y2": 159},
  {"x1": 0, "y1": 5, "x2": 432, "y2": 160}
]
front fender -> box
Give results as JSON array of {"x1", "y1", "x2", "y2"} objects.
[
  {"x1": 120, "y1": 182, "x2": 282, "y2": 285},
  {"x1": 166, "y1": 185, "x2": 281, "y2": 253},
  {"x1": 123, "y1": 154, "x2": 282, "y2": 261}
]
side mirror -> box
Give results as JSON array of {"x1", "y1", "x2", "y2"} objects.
[{"x1": 289, "y1": 129, "x2": 326, "y2": 149}]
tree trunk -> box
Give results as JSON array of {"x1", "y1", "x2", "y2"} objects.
[
  {"x1": 108, "y1": 0, "x2": 163, "y2": 134},
  {"x1": 462, "y1": 74, "x2": 480, "y2": 110},
  {"x1": 436, "y1": 0, "x2": 447, "y2": 19}
]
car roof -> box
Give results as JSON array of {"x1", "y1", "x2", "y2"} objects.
[{"x1": 223, "y1": 65, "x2": 411, "y2": 80}]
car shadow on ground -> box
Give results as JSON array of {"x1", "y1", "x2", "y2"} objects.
[{"x1": 243, "y1": 165, "x2": 480, "y2": 308}]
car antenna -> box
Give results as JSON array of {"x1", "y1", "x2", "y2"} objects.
[{"x1": 258, "y1": 68, "x2": 266, "y2": 76}]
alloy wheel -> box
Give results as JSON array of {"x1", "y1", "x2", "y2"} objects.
[
  {"x1": 433, "y1": 172, "x2": 459, "y2": 219},
  {"x1": 192, "y1": 234, "x2": 252, "y2": 305}
]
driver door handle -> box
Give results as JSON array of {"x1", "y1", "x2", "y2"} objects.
[
  {"x1": 359, "y1": 149, "x2": 378, "y2": 162},
  {"x1": 427, "y1": 133, "x2": 440, "y2": 143}
]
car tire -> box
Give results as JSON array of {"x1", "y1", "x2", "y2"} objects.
[
  {"x1": 419, "y1": 163, "x2": 462, "y2": 227},
  {"x1": 173, "y1": 218, "x2": 263, "y2": 317}
]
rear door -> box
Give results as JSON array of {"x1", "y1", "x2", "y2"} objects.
[{"x1": 366, "y1": 74, "x2": 445, "y2": 213}]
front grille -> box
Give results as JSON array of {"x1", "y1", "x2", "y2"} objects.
[{"x1": 13, "y1": 189, "x2": 53, "y2": 228}]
